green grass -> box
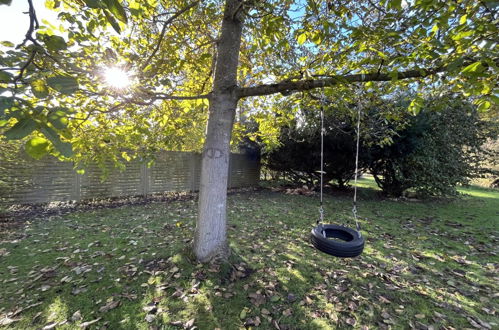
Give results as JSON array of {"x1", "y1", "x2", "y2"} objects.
[{"x1": 1, "y1": 179, "x2": 498, "y2": 329}]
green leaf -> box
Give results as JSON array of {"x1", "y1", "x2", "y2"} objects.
[
  {"x1": 0, "y1": 96, "x2": 14, "y2": 116},
  {"x1": 43, "y1": 35, "x2": 67, "y2": 51},
  {"x1": 31, "y1": 80, "x2": 50, "y2": 98},
  {"x1": 4, "y1": 118, "x2": 37, "y2": 140},
  {"x1": 25, "y1": 137, "x2": 50, "y2": 159},
  {"x1": 0, "y1": 0, "x2": 12, "y2": 5},
  {"x1": 452, "y1": 30, "x2": 473, "y2": 41},
  {"x1": 0, "y1": 71, "x2": 12, "y2": 83},
  {"x1": 48, "y1": 111, "x2": 68, "y2": 129},
  {"x1": 103, "y1": 9, "x2": 122, "y2": 34},
  {"x1": 430, "y1": 24, "x2": 439, "y2": 34},
  {"x1": 45, "y1": 0, "x2": 60, "y2": 9},
  {"x1": 477, "y1": 100, "x2": 490, "y2": 112},
  {"x1": 46, "y1": 75, "x2": 79, "y2": 95},
  {"x1": 459, "y1": 14, "x2": 467, "y2": 25},
  {"x1": 83, "y1": 0, "x2": 103, "y2": 8},
  {"x1": 297, "y1": 32, "x2": 307, "y2": 45},
  {"x1": 0, "y1": 41, "x2": 14, "y2": 47},
  {"x1": 408, "y1": 95, "x2": 424, "y2": 115},
  {"x1": 461, "y1": 61, "x2": 484, "y2": 74},
  {"x1": 103, "y1": 0, "x2": 128, "y2": 23},
  {"x1": 40, "y1": 125, "x2": 73, "y2": 157},
  {"x1": 387, "y1": 0, "x2": 402, "y2": 10}
]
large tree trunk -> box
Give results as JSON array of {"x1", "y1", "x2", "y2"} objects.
[{"x1": 194, "y1": 0, "x2": 243, "y2": 262}]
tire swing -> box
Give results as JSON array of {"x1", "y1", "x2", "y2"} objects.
[{"x1": 310, "y1": 99, "x2": 365, "y2": 258}]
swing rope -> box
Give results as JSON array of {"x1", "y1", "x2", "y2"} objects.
[
  {"x1": 352, "y1": 105, "x2": 362, "y2": 234},
  {"x1": 318, "y1": 100, "x2": 325, "y2": 226},
  {"x1": 317, "y1": 95, "x2": 362, "y2": 234}
]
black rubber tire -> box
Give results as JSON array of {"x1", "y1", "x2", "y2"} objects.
[{"x1": 310, "y1": 224, "x2": 364, "y2": 258}]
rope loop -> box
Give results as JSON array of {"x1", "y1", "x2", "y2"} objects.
[{"x1": 318, "y1": 205, "x2": 324, "y2": 224}]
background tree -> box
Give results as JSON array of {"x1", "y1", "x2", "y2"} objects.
[
  {"x1": 0, "y1": 0, "x2": 497, "y2": 262},
  {"x1": 366, "y1": 96, "x2": 498, "y2": 196}
]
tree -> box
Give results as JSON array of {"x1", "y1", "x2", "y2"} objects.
[
  {"x1": 366, "y1": 96, "x2": 498, "y2": 196},
  {"x1": 0, "y1": 0, "x2": 497, "y2": 262}
]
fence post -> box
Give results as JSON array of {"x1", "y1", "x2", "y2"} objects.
[
  {"x1": 73, "y1": 167, "x2": 81, "y2": 201},
  {"x1": 140, "y1": 162, "x2": 150, "y2": 196}
]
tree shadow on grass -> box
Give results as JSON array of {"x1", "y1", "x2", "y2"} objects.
[{"x1": 1, "y1": 188, "x2": 497, "y2": 329}]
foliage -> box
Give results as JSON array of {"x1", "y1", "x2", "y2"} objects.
[
  {"x1": 0, "y1": 0, "x2": 497, "y2": 163},
  {"x1": 366, "y1": 97, "x2": 498, "y2": 196},
  {"x1": 264, "y1": 107, "x2": 360, "y2": 188},
  {"x1": 0, "y1": 182, "x2": 498, "y2": 328},
  {"x1": 264, "y1": 90, "x2": 411, "y2": 188}
]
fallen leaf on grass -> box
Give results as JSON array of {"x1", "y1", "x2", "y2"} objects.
[
  {"x1": 71, "y1": 310, "x2": 82, "y2": 322},
  {"x1": 99, "y1": 300, "x2": 120, "y2": 313},
  {"x1": 240, "y1": 307, "x2": 250, "y2": 320},
  {"x1": 60, "y1": 275, "x2": 72, "y2": 283},
  {"x1": 415, "y1": 314, "x2": 425, "y2": 319},
  {"x1": 0, "y1": 316, "x2": 20, "y2": 326},
  {"x1": 71, "y1": 286, "x2": 88, "y2": 295},
  {"x1": 249, "y1": 292, "x2": 266, "y2": 306},
  {"x1": 282, "y1": 309, "x2": 292, "y2": 316},
  {"x1": 381, "y1": 311, "x2": 394, "y2": 324},
  {"x1": 270, "y1": 295, "x2": 280, "y2": 302},
  {"x1": 42, "y1": 322, "x2": 58, "y2": 329},
  {"x1": 144, "y1": 314, "x2": 156, "y2": 323},
  {"x1": 185, "y1": 318, "x2": 195, "y2": 328},
  {"x1": 245, "y1": 316, "x2": 261, "y2": 327},
  {"x1": 121, "y1": 292, "x2": 138, "y2": 300},
  {"x1": 143, "y1": 303, "x2": 158, "y2": 314},
  {"x1": 482, "y1": 307, "x2": 495, "y2": 315},
  {"x1": 79, "y1": 318, "x2": 101, "y2": 328},
  {"x1": 467, "y1": 316, "x2": 492, "y2": 329},
  {"x1": 345, "y1": 318, "x2": 356, "y2": 326}
]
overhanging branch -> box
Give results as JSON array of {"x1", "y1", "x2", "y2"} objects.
[
  {"x1": 150, "y1": 92, "x2": 210, "y2": 100},
  {"x1": 237, "y1": 66, "x2": 445, "y2": 98},
  {"x1": 141, "y1": 0, "x2": 201, "y2": 71}
]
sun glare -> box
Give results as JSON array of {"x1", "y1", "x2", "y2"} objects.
[{"x1": 103, "y1": 67, "x2": 130, "y2": 89}]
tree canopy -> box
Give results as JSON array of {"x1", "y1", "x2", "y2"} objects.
[{"x1": 1, "y1": 0, "x2": 497, "y2": 261}]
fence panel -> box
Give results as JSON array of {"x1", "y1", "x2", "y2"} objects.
[{"x1": 0, "y1": 151, "x2": 260, "y2": 205}]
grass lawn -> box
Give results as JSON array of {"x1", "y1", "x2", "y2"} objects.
[{"x1": 1, "y1": 179, "x2": 498, "y2": 329}]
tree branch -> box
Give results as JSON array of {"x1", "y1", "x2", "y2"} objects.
[
  {"x1": 150, "y1": 92, "x2": 210, "y2": 100},
  {"x1": 17, "y1": 0, "x2": 39, "y2": 49},
  {"x1": 141, "y1": 0, "x2": 201, "y2": 71},
  {"x1": 237, "y1": 66, "x2": 446, "y2": 98},
  {"x1": 13, "y1": 50, "x2": 37, "y2": 86}
]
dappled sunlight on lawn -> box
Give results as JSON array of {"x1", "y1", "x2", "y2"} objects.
[
  {"x1": 1, "y1": 186, "x2": 498, "y2": 329},
  {"x1": 459, "y1": 187, "x2": 499, "y2": 199}
]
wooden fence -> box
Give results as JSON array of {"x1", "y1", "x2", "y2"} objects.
[{"x1": 0, "y1": 151, "x2": 260, "y2": 205}]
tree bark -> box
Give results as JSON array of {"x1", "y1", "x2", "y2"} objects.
[{"x1": 194, "y1": 0, "x2": 243, "y2": 262}]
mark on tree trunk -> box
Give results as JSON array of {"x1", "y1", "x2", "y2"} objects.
[{"x1": 203, "y1": 148, "x2": 227, "y2": 162}]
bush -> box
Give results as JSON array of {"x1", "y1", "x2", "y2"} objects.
[
  {"x1": 366, "y1": 97, "x2": 498, "y2": 196},
  {"x1": 264, "y1": 110, "x2": 360, "y2": 188},
  {"x1": 264, "y1": 95, "x2": 497, "y2": 197}
]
